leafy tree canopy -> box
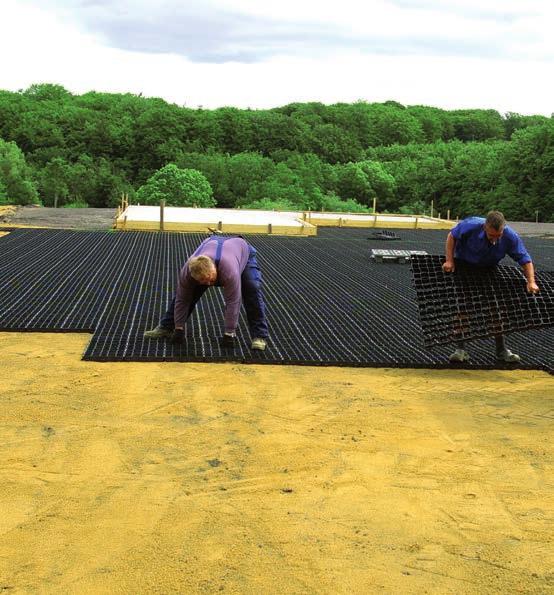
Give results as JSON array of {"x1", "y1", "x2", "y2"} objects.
[
  {"x1": 136, "y1": 164, "x2": 215, "y2": 207},
  {"x1": 0, "y1": 85, "x2": 552, "y2": 220},
  {"x1": 0, "y1": 138, "x2": 39, "y2": 205}
]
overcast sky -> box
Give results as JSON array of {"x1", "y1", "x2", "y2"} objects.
[{"x1": 2, "y1": 0, "x2": 553, "y2": 115}]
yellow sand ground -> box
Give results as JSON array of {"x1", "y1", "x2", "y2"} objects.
[{"x1": 0, "y1": 332, "x2": 553, "y2": 594}]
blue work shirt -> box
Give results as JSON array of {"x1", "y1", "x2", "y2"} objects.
[{"x1": 451, "y1": 217, "x2": 531, "y2": 267}]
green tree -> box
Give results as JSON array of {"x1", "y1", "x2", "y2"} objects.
[
  {"x1": 503, "y1": 112, "x2": 549, "y2": 140},
  {"x1": 227, "y1": 152, "x2": 275, "y2": 207},
  {"x1": 336, "y1": 161, "x2": 396, "y2": 208},
  {"x1": 66, "y1": 155, "x2": 94, "y2": 205},
  {"x1": 357, "y1": 161, "x2": 396, "y2": 208},
  {"x1": 272, "y1": 151, "x2": 337, "y2": 204},
  {"x1": 336, "y1": 163, "x2": 372, "y2": 203},
  {"x1": 23, "y1": 83, "x2": 72, "y2": 102},
  {"x1": 497, "y1": 121, "x2": 554, "y2": 221},
  {"x1": 0, "y1": 138, "x2": 39, "y2": 205},
  {"x1": 241, "y1": 197, "x2": 297, "y2": 211},
  {"x1": 406, "y1": 106, "x2": 451, "y2": 142},
  {"x1": 318, "y1": 193, "x2": 369, "y2": 213},
  {"x1": 250, "y1": 111, "x2": 312, "y2": 155},
  {"x1": 176, "y1": 152, "x2": 232, "y2": 206},
  {"x1": 311, "y1": 124, "x2": 362, "y2": 163},
  {"x1": 214, "y1": 107, "x2": 253, "y2": 153},
  {"x1": 365, "y1": 105, "x2": 424, "y2": 146},
  {"x1": 0, "y1": 178, "x2": 8, "y2": 205},
  {"x1": 448, "y1": 109, "x2": 505, "y2": 142},
  {"x1": 136, "y1": 164, "x2": 215, "y2": 207},
  {"x1": 245, "y1": 163, "x2": 307, "y2": 208},
  {"x1": 441, "y1": 142, "x2": 505, "y2": 217},
  {"x1": 38, "y1": 157, "x2": 69, "y2": 207}
]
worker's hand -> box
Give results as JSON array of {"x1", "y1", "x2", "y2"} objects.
[
  {"x1": 526, "y1": 281, "x2": 540, "y2": 294},
  {"x1": 442, "y1": 259, "x2": 455, "y2": 273},
  {"x1": 219, "y1": 333, "x2": 236, "y2": 349},
  {"x1": 170, "y1": 329, "x2": 185, "y2": 345}
]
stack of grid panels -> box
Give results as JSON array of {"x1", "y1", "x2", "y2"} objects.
[
  {"x1": 411, "y1": 255, "x2": 554, "y2": 346},
  {"x1": 371, "y1": 249, "x2": 428, "y2": 263},
  {"x1": 370, "y1": 230, "x2": 400, "y2": 241},
  {"x1": 0, "y1": 227, "x2": 552, "y2": 373}
]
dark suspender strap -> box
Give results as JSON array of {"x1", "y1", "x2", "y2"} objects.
[
  {"x1": 214, "y1": 237, "x2": 225, "y2": 268},
  {"x1": 191, "y1": 235, "x2": 230, "y2": 271}
]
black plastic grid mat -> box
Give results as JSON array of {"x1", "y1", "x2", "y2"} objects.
[
  {"x1": 411, "y1": 255, "x2": 554, "y2": 346},
  {"x1": 0, "y1": 227, "x2": 552, "y2": 373}
]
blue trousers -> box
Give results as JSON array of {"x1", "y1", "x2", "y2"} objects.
[
  {"x1": 453, "y1": 259, "x2": 506, "y2": 354},
  {"x1": 160, "y1": 246, "x2": 268, "y2": 338}
]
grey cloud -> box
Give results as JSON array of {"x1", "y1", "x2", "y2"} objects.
[{"x1": 40, "y1": 0, "x2": 550, "y2": 63}]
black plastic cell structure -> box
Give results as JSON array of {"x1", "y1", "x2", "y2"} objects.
[
  {"x1": 411, "y1": 254, "x2": 554, "y2": 347},
  {"x1": 1, "y1": 228, "x2": 553, "y2": 374}
]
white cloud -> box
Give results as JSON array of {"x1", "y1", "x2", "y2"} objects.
[{"x1": 1, "y1": 0, "x2": 553, "y2": 115}]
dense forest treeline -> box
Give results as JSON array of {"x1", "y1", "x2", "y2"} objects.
[{"x1": 0, "y1": 84, "x2": 553, "y2": 221}]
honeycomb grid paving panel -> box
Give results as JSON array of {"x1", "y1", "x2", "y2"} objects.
[
  {"x1": 411, "y1": 255, "x2": 554, "y2": 348},
  {"x1": 0, "y1": 228, "x2": 552, "y2": 374}
]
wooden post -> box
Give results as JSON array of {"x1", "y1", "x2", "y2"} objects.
[
  {"x1": 268, "y1": 223, "x2": 273, "y2": 234},
  {"x1": 372, "y1": 197, "x2": 377, "y2": 214},
  {"x1": 430, "y1": 200, "x2": 434, "y2": 219},
  {"x1": 414, "y1": 217, "x2": 419, "y2": 229},
  {"x1": 160, "y1": 199, "x2": 165, "y2": 232},
  {"x1": 438, "y1": 211, "x2": 441, "y2": 219},
  {"x1": 535, "y1": 210, "x2": 539, "y2": 223},
  {"x1": 373, "y1": 214, "x2": 377, "y2": 227},
  {"x1": 339, "y1": 217, "x2": 343, "y2": 227},
  {"x1": 447, "y1": 209, "x2": 450, "y2": 220},
  {"x1": 218, "y1": 221, "x2": 222, "y2": 231},
  {"x1": 113, "y1": 207, "x2": 120, "y2": 229}
]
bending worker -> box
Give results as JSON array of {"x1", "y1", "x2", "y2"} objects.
[
  {"x1": 144, "y1": 235, "x2": 269, "y2": 350},
  {"x1": 442, "y1": 210, "x2": 539, "y2": 363}
]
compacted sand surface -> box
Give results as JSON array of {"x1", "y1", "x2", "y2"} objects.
[{"x1": 1, "y1": 333, "x2": 553, "y2": 593}]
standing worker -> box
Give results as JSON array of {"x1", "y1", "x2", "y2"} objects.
[
  {"x1": 442, "y1": 211, "x2": 539, "y2": 363},
  {"x1": 144, "y1": 235, "x2": 269, "y2": 350}
]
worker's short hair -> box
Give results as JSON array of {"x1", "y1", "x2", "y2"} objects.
[
  {"x1": 485, "y1": 210, "x2": 506, "y2": 231},
  {"x1": 188, "y1": 255, "x2": 214, "y2": 280}
]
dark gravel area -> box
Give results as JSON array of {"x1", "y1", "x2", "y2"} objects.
[
  {"x1": 508, "y1": 221, "x2": 554, "y2": 237},
  {"x1": 4, "y1": 207, "x2": 116, "y2": 230}
]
